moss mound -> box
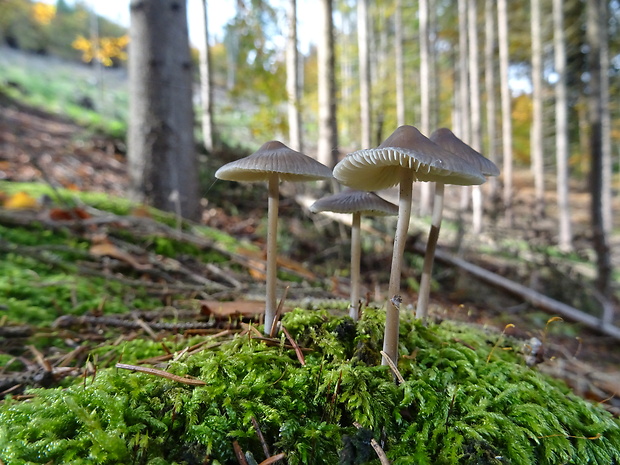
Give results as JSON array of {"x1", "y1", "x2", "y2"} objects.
[{"x1": 1, "y1": 308, "x2": 619, "y2": 465}]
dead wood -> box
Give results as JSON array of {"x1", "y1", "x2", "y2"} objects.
[{"x1": 423, "y1": 245, "x2": 620, "y2": 340}]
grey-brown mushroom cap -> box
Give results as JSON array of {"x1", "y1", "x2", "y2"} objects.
[
  {"x1": 310, "y1": 189, "x2": 398, "y2": 216},
  {"x1": 430, "y1": 128, "x2": 500, "y2": 177},
  {"x1": 333, "y1": 125, "x2": 486, "y2": 191},
  {"x1": 215, "y1": 140, "x2": 333, "y2": 182}
]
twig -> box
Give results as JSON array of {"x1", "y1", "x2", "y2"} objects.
[
  {"x1": 353, "y1": 422, "x2": 390, "y2": 465},
  {"x1": 269, "y1": 286, "x2": 289, "y2": 338},
  {"x1": 251, "y1": 416, "x2": 272, "y2": 459},
  {"x1": 115, "y1": 363, "x2": 206, "y2": 386},
  {"x1": 380, "y1": 350, "x2": 404, "y2": 384},
  {"x1": 281, "y1": 326, "x2": 306, "y2": 366},
  {"x1": 258, "y1": 454, "x2": 286, "y2": 465},
  {"x1": 232, "y1": 440, "x2": 250, "y2": 465}
]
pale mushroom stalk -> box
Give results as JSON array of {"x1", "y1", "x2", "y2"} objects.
[
  {"x1": 215, "y1": 140, "x2": 332, "y2": 336},
  {"x1": 349, "y1": 211, "x2": 362, "y2": 320},
  {"x1": 383, "y1": 167, "x2": 414, "y2": 365},
  {"x1": 265, "y1": 174, "x2": 280, "y2": 333},
  {"x1": 416, "y1": 181, "x2": 444, "y2": 321},
  {"x1": 415, "y1": 128, "x2": 499, "y2": 321},
  {"x1": 309, "y1": 188, "x2": 398, "y2": 322}
]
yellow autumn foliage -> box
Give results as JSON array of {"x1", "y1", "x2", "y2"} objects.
[
  {"x1": 72, "y1": 34, "x2": 129, "y2": 66},
  {"x1": 31, "y1": 2, "x2": 56, "y2": 25}
]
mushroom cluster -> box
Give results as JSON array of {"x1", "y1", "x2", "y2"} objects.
[{"x1": 215, "y1": 126, "x2": 498, "y2": 364}]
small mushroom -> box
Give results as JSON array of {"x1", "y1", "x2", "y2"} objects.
[
  {"x1": 215, "y1": 141, "x2": 332, "y2": 334},
  {"x1": 415, "y1": 128, "x2": 499, "y2": 320},
  {"x1": 309, "y1": 189, "x2": 398, "y2": 320},
  {"x1": 333, "y1": 125, "x2": 485, "y2": 364}
]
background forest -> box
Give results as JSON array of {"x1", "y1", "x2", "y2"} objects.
[{"x1": 0, "y1": 0, "x2": 619, "y2": 320}]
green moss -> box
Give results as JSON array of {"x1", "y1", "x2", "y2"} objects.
[{"x1": 2, "y1": 309, "x2": 619, "y2": 465}]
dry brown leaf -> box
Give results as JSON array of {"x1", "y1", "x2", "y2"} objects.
[
  {"x1": 200, "y1": 300, "x2": 265, "y2": 319},
  {"x1": 90, "y1": 242, "x2": 151, "y2": 270}
]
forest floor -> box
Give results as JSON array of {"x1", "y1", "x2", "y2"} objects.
[{"x1": 2, "y1": 84, "x2": 620, "y2": 415}]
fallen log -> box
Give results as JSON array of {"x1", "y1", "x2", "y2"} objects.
[{"x1": 424, "y1": 246, "x2": 620, "y2": 341}]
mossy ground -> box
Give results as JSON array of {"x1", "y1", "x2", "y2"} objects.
[
  {"x1": 2, "y1": 308, "x2": 620, "y2": 465},
  {"x1": 1, "y1": 181, "x2": 620, "y2": 464}
]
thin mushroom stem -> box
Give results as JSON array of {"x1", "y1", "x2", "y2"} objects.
[
  {"x1": 382, "y1": 168, "x2": 414, "y2": 365},
  {"x1": 349, "y1": 211, "x2": 362, "y2": 320},
  {"x1": 416, "y1": 182, "x2": 445, "y2": 320},
  {"x1": 265, "y1": 174, "x2": 279, "y2": 334}
]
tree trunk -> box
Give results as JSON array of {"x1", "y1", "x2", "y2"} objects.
[
  {"x1": 484, "y1": 0, "x2": 498, "y2": 199},
  {"x1": 599, "y1": 0, "x2": 612, "y2": 237},
  {"x1": 128, "y1": 0, "x2": 200, "y2": 221},
  {"x1": 198, "y1": 0, "x2": 214, "y2": 152},
  {"x1": 530, "y1": 0, "x2": 545, "y2": 218},
  {"x1": 553, "y1": 0, "x2": 572, "y2": 251},
  {"x1": 586, "y1": 0, "x2": 612, "y2": 299},
  {"x1": 468, "y1": 0, "x2": 483, "y2": 233},
  {"x1": 419, "y1": 0, "x2": 432, "y2": 215},
  {"x1": 317, "y1": 0, "x2": 339, "y2": 168},
  {"x1": 497, "y1": 0, "x2": 513, "y2": 226},
  {"x1": 357, "y1": 0, "x2": 371, "y2": 148},
  {"x1": 395, "y1": 0, "x2": 405, "y2": 126},
  {"x1": 286, "y1": 0, "x2": 302, "y2": 152}
]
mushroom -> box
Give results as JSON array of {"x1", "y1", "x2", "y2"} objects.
[
  {"x1": 309, "y1": 189, "x2": 398, "y2": 320},
  {"x1": 415, "y1": 128, "x2": 499, "y2": 320},
  {"x1": 333, "y1": 125, "x2": 485, "y2": 364},
  {"x1": 215, "y1": 140, "x2": 333, "y2": 334}
]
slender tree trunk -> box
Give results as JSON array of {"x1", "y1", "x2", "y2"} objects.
[
  {"x1": 553, "y1": 0, "x2": 572, "y2": 251},
  {"x1": 357, "y1": 0, "x2": 371, "y2": 148},
  {"x1": 531, "y1": 0, "x2": 545, "y2": 218},
  {"x1": 457, "y1": 0, "x2": 470, "y2": 143},
  {"x1": 586, "y1": 0, "x2": 612, "y2": 298},
  {"x1": 468, "y1": 0, "x2": 483, "y2": 233},
  {"x1": 484, "y1": 0, "x2": 498, "y2": 199},
  {"x1": 286, "y1": 0, "x2": 302, "y2": 151},
  {"x1": 128, "y1": 0, "x2": 199, "y2": 221},
  {"x1": 600, "y1": 0, "x2": 612, "y2": 237},
  {"x1": 395, "y1": 0, "x2": 405, "y2": 126},
  {"x1": 318, "y1": 0, "x2": 339, "y2": 167},
  {"x1": 419, "y1": 0, "x2": 432, "y2": 215},
  {"x1": 498, "y1": 0, "x2": 513, "y2": 226},
  {"x1": 198, "y1": 0, "x2": 214, "y2": 152}
]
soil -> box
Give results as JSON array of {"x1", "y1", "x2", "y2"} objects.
[{"x1": 2, "y1": 89, "x2": 620, "y2": 414}]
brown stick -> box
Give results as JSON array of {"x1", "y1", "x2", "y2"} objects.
[
  {"x1": 422, "y1": 246, "x2": 620, "y2": 340},
  {"x1": 115, "y1": 363, "x2": 206, "y2": 386},
  {"x1": 353, "y1": 422, "x2": 390, "y2": 465},
  {"x1": 232, "y1": 440, "x2": 250, "y2": 465},
  {"x1": 282, "y1": 326, "x2": 306, "y2": 366}
]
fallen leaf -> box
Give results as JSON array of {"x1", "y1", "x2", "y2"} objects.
[
  {"x1": 200, "y1": 300, "x2": 265, "y2": 319},
  {"x1": 3, "y1": 191, "x2": 38, "y2": 209},
  {"x1": 48, "y1": 207, "x2": 91, "y2": 221},
  {"x1": 90, "y1": 242, "x2": 151, "y2": 270}
]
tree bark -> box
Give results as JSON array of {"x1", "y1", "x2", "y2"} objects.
[
  {"x1": 357, "y1": 0, "x2": 371, "y2": 148},
  {"x1": 530, "y1": 0, "x2": 545, "y2": 218},
  {"x1": 553, "y1": 0, "x2": 572, "y2": 251},
  {"x1": 586, "y1": 0, "x2": 612, "y2": 299},
  {"x1": 468, "y1": 0, "x2": 483, "y2": 233},
  {"x1": 317, "y1": 0, "x2": 339, "y2": 168},
  {"x1": 128, "y1": 0, "x2": 200, "y2": 221},
  {"x1": 484, "y1": 0, "x2": 498, "y2": 199},
  {"x1": 419, "y1": 0, "x2": 432, "y2": 216},
  {"x1": 198, "y1": 0, "x2": 214, "y2": 152},
  {"x1": 395, "y1": 0, "x2": 405, "y2": 127},
  {"x1": 286, "y1": 0, "x2": 302, "y2": 152},
  {"x1": 497, "y1": 0, "x2": 513, "y2": 226}
]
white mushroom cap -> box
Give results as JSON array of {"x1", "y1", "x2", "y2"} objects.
[
  {"x1": 430, "y1": 128, "x2": 500, "y2": 177},
  {"x1": 215, "y1": 140, "x2": 333, "y2": 183},
  {"x1": 333, "y1": 125, "x2": 486, "y2": 190},
  {"x1": 310, "y1": 189, "x2": 398, "y2": 216}
]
